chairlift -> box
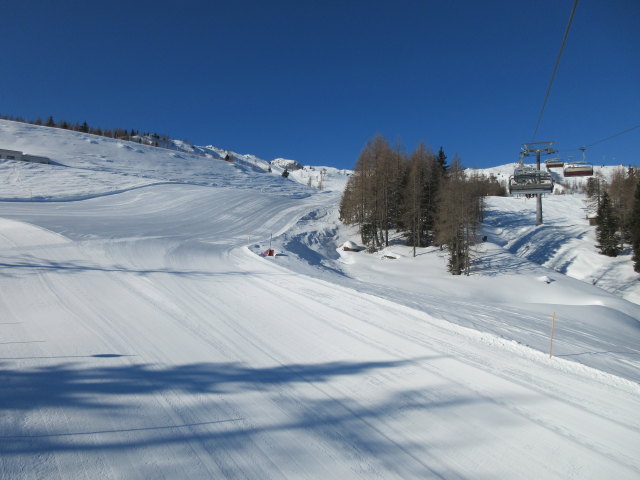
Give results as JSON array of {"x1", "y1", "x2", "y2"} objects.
[
  {"x1": 545, "y1": 157, "x2": 564, "y2": 168},
  {"x1": 509, "y1": 164, "x2": 554, "y2": 195},
  {"x1": 563, "y1": 161, "x2": 593, "y2": 176},
  {"x1": 563, "y1": 147, "x2": 593, "y2": 177}
]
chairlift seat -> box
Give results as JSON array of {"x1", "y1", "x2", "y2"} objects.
[
  {"x1": 509, "y1": 165, "x2": 554, "y2": 195},
  {"x1": 545, "y1": 158, "x2": 564, "y2": 168},
  {"x1": 563, "y1": 161, "x2": 593, "y2": 177}
]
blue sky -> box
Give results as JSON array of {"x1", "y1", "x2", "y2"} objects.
[{"x1": 2, "y1": 0, "x2": 638, "y2": 170}]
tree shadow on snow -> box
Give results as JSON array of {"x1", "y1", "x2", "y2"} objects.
[
  {"x1": 0, "y1": 356, "x2": 513, "y2": 478},
  {"x1": 482, "y1": 210, "x2": 535, "y2": 245},
  {"x1": 0, "y1": 254, "x2": 260, "y2": 279},
  {"x1": 472, "y1": 249, "x2": 538, "y2": 276},
  {"x1": 0, "y1": 358, "x2": 427, "y2": 412},
  {"x1": 506, "y1": 224, "x2": 582, "y2": 267}
]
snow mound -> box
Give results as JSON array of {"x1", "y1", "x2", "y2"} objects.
[{"x1": 341, "y1": 240, "x2": 363, "y2": 251}]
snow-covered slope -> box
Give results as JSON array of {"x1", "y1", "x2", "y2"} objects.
[
  {"x1": 483, "y1": 195, "x2": 640, "y2": 303},
  {"x1": 0, "y1": 121, "x2": 315, "y2": 201},
  {"x1": 1, "y1": 120, "x2": 639, "y2": 479}
]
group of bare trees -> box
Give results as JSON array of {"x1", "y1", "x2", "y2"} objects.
[
  {"x1": 339, "y1": 136, "x2": 404, "y2": 251},
  {"x1": 339, "y1": 135, "x2": 505, "y2": 275},
  {"x1": 435, "y1": 161, "x2": 505, "y2": 274}
]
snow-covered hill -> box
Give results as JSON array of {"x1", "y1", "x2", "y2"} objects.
[
  {"x1": 1, "y1": 119, "x2": 639, "y2": 479},
  {"x1": 0, "y1": 121, "x2": 352, "y2": 202}
]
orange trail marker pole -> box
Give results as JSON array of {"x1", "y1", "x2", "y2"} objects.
[{"x1": 549, "y1": 312, "x2": 556, "y2": 358}]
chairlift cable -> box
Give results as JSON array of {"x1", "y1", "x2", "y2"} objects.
[
  {"x1": 555, "y1": 124, "x2": 640, "y2": 154},
  {"x1": 584, "y1": 124, "x2": 640, "y2": 148},
  {"x1": 531, "y1": 0, "x2": 580, "y2": 141}
]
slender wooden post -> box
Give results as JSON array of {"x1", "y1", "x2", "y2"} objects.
[{"x1": 549, "y1": 312, "x2": 556, "y2": 358}]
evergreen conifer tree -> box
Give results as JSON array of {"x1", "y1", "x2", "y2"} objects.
[
  {"x1": 595, "y1": 192, "x2": 621, "y2": 257},
  {"x1": 631, "y1": 181, "x2": 640, "y2": 272},
  {"x1": 436, "y1": 146, "x2": 448, "y2": 175}
]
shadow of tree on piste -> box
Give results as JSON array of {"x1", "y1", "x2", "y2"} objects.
[
  {"x1": 480, "y1": 207, "x2": 589, "y2": 275},
  {"x1": 0, "y1": 356, "x2": 504, "y2": 478},
  {"x1": 482, "y1": 210, "x2": 535, "y2": 240},
  {"x1": 506, "y1": 224, "x2": 585, "y2": 267},
  {"x1": 472, "y1": 248, "x2": 538, "y2": 276},
  {"x1": 0, "y1": 254, "x2": 269, "y2": 279},
  {"x1": 0, "y1": 359, "x2": 426, "y2": 412}
]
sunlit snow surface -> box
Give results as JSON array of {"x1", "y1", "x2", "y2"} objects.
[{"x1": 1, "y1": 120, "x2": 639, "y2": 479}]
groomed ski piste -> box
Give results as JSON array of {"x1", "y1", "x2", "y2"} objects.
[{"x1": 1, "y1": 119, "x2": 639, "y2": 479}]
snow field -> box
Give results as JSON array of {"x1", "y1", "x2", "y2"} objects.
[{"x1": 1, "y1": 119, "x2": 639, "y2": 479}]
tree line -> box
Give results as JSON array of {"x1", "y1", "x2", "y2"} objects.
[
  {"x1": 0, "y1": 113, "x2": 171, "y2": 147},
  {"x1": 339, "y1": 135, "x2": 505, "y2": 275},
  {"x1": 587, "y1": 167, "x2": 640, "y2": 272}
]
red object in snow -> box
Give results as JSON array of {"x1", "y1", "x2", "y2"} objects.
[{"x1": 263, "y1": 249, "x2": 276, "y2": 257}]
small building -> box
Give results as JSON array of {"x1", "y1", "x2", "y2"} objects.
[
  {"x1": 23, "y1": 154, "x2": 49, "y2": 164},
  {"x1": 0, "y1": 148, "x2": 23, "y2": 161},
  {"x1": 0, "y1": 149, "x2": 49, "y2": 164}
]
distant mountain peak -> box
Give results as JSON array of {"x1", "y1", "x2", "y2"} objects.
[{"x1": 271, "y1": 158, "x2": 302, "y2": 170}]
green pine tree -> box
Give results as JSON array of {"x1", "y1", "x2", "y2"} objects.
[
  {"x1": 596, "y1": 192, "x2": 621, "y2": 257},
  {"x1": 631, "y1": 181, "x2": 640, "y2": 272},
  {"x1": 436, "y1": 146, "x2": 448, "y2": 175}
]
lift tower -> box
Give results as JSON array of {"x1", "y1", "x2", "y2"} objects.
[{"x1": 521, "y1": 142, "x2": 556, "y2": 225}]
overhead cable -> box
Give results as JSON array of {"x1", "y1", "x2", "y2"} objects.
[
  {"x1": 584, "y1": 124, "x2": 640, "y2": 148},
  {"x1": 531, "y1": 0, "x2": 580, "y2": 141}
]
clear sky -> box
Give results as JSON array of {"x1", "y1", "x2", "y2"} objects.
[{"x1": 2, "y1": 0, "x2": 638, "y2": 170}]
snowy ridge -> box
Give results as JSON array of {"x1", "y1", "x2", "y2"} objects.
[
  {"x1": 271, "y1": 158, "x2": 302, "y2": 170},
  {"x1": 1, "y1": 119, "x2": 640, "y2": 479},
  {"x1": 0, "y1": 120, "x2": 319, "y2": 201}
]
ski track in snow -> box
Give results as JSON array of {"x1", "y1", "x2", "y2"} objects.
[{"x1": 1, "y1": 120, "x2": 640, "y2": 479}]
